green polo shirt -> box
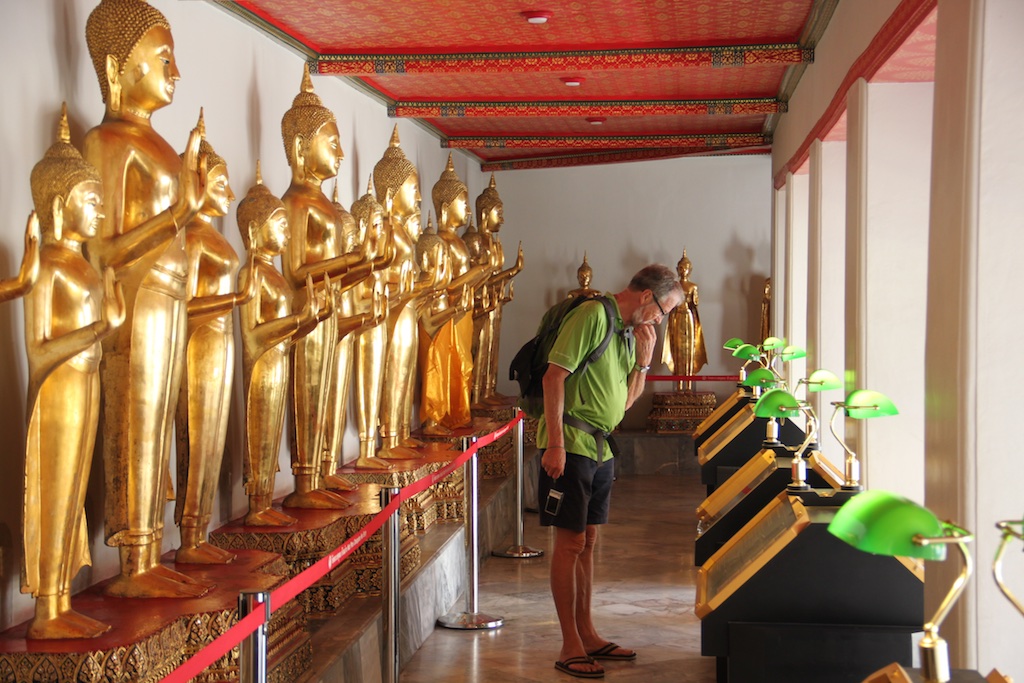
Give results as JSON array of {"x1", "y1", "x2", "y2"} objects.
[{"x1": 537, "y1": 295, "x2": 635, "y2": 461}]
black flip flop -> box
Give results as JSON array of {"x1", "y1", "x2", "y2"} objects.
[
  {"x1": 555, "y1": 656, "x2": 605, "y2": 678},
  {"x1": 587, "y1": 642, "x2": 637, "y2": 661}
]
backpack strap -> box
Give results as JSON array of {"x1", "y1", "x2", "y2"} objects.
[
  {"x1": 562, "y1": 414, "x2": 620, "y2": 463},
  {"x1": 576, "y1": 296, "x2": 623, "y2": 376}
]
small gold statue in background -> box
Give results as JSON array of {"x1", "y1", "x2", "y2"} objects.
[
  {"x1": 760, "y1": 276, "x2": 771, "y2": 343},
  {"x1": 566, "y1": 252, "x2": 600, "y2": 299},
  {"x1": 280, "y1": 67, "x2": 373, "y2": 509},
  {"x1": 420, "y1": 155, "x2": 490, "y2": 433},
  {"x1": 84, "y1": 0, "x2": 209, "y2": 598},
  {"x1": 466, "y1": 173, "x2": 522, "y2": 406},
  {"x1": 237, "y1": 163, "x2": 330, "y2": 527},
  {"x1": 22, "y1": 105, "x2": 124, "y2": 637},
  {"x1": 174, "y1": 111, "x2": 251, "y2": 564},
  {"x1": 662, "y1": 249, "x2": 708, "y2": 390}
]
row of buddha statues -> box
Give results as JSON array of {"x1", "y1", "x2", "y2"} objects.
[{"x1": 4, "y1": 0, "x2": 522, "y2": 640}]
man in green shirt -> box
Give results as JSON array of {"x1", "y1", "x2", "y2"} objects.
[{"x1": 539, "y1": 264, "x2": 683, "y2": 679}]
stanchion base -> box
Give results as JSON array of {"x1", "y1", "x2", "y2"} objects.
[
  {"x1": 492, "y1": 545, "x2": 544, "y2": 559},
  {"x1": 436, "y1": 612, "x2": 504, "y2": 630}
]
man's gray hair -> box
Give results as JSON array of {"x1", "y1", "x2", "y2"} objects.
[{"x1": 628, "y1": 264, "x2": 683, "y2": 300}]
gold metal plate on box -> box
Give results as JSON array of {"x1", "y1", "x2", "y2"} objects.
[
  {"x1": 697, "y1": 403, "x2": 756, "y2": 465},
  {"x1": 694, "y1": 390, "x2": 744, "y2": 438}
]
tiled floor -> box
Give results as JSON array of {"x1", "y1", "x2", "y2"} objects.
[{"x1": 400, "y1": 463, "x2": 717, "y2": 682}]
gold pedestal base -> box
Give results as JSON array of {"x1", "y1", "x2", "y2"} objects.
[
  {"x1": 0, "y1": 550, "x2": 310, "y2": 683},
  {"x1": 647, "y1": 391, "x2": 718, "y2": 433},
  {"x1": 338, "y1": 459, "x2": 440, "y2": 533},
  {"x1": 209, "y1": 488, "x2": 420, "y2": 614}
]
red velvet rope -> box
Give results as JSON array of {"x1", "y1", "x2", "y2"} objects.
[
  {"x1": 645, "y1": 374, "x2": 738, "y2": 383},
  {"x1": 161, "y1": 412, "x2": 523, "y2": 683}
]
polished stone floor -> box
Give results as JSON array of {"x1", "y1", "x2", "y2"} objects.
[{"x1": 400, "y1": 462, "x2": 717, "y2": 682}]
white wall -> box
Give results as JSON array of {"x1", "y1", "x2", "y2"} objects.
[
  {"x1": 492, "y1": 155, "x2": 773, "y2": 427},
  {"x1": 0, "y1": 0, "x2": 772, "y2": 628}
]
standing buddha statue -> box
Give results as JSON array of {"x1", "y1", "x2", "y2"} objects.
[
  {"x1": 174, "y1": 110, "x2": 252, "y2": 564},
  {"x1": 237, "y1": 163, "x2": 331, "y2": 526},
  {"x1": 468, "y1": 173, "x2": 523, "y2": 405},
  {"x1": 373, "y1": 127, "x2": 436, "y2": 457},
  {"x1": 662, "y1": 249, "x2": 708, "y2": 390},
  {"x1": 280, "y1": 67, "x2": 375, "y2": 509},
  {"x1": 421, "y1": 154, "x2": 490, "y2": 433},
  {"x1": 22, "y1": 105, "x2": 125, "y2": 637},
  {"x1": 83, "y1": 0, "x2": 210, "y2": 598}
]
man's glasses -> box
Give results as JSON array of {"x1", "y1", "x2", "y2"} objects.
[{"x1": 651, "y1": 290, "x2": 666, "y2": 316}]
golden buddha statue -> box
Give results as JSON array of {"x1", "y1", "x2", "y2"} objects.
[
  {"x1": 467, "y1": 173, "x2": 523, "y2": 405},
  {"x1": 22, "y1": 106, "x2": 125, "y2": 638},
  {"x1": 373, "y1": 127, "x2": 433, "y2": 457},
  {"x1": 567, "y1": 252, "x2": 600, "y2": 299},
  {"x1": 419, "y1": 155, "x2": 490, "y2": 433},
  {"x1": 662, "y1": 249, "x2": 708, "y2": 390},
  {"x1": 280, "y1": 67, "x2": 377, "y2": 509},
  {"x1": 350, "y1": 178, "x2": 401, "y2": 467},
  {"x1": 174, "y1": 111, "x2": 251, "y2": 564},
  {"x1": 237, "y1": 163, "x2": 332, "y2": 526},
  {"x1": 83, "y1": 0, "x2": 210, "y2": 598}
]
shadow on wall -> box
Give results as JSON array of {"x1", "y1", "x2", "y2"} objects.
[{"x1": 721, "y1": 233, "x2": 766, "y2": 365}]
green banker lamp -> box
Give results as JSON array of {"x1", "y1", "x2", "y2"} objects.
[
  {"x1": 829, "y1": 389, "x2": 899, "y2": 491},
  {"x1": 828, "y1": 490, "x2": 974, "y2": 683},
  {"x1": 742, "y1": 366, "x2": 778, "y2": 399},
  {"x1": 753, "y1": 386, "x2": 800, "y2": 451},
  {"x1": 723, "y1": 337, "x2": 749, "y2": 385}
]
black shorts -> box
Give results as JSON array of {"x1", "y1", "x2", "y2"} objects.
[{"x1": 538, "y1": 451, "x2": 614, "y2": 533}]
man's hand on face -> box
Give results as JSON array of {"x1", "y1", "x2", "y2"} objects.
[{"x1": 634, "y1": 322, "x2": 656, "y2": 367}]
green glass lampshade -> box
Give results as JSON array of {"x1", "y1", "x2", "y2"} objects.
[
  {"x1": 754, "y1": 388, "x2": 802, "y2": 419},
  {"x1": 761, "y1": 336, "x2": 785, "y2": 351},
  {"x1": 828, "y1": 490, "x2": 947, "y2": 561},
  {"x1": 842, "y1": 389, "x2": 899, "y2": 419},
  {"x1": 731, "y1": 343, "x2": 761, "y2": 361},
  {"x1": 723, "y1": 337, "x2": 745, "y2": 350},
  {"x1": 778, "y1": 345, "x2": 806, "y2": 361},
  {"x1": 742, "y1": 367, "x2": 777, "y2": 389},
  {"x1": 804, "y1": 369, "x2": 842, "y2": 392}
]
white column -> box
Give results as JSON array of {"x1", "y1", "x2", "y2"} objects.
[
  {"x1": 844, "y1": 78, "x2": 932, "y2": 498},
  {"x1": 925, "y1": 0, "x2": 1024, "y2": 676},
  {"x1": 771, "y1": 184, "x2": 788, "y2": 342},
  {"x1": 784, "y1": 171, "x2": 809, "y2": 389}
]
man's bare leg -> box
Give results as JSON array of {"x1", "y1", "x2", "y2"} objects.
[{"x1": 551, "y1": 526, "x2": 604, "y2": 675}]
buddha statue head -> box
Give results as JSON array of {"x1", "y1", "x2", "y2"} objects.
[
  {"x1": 183, "y1": 109, "x2": 233, "y2": 219},
  {"x1": 86, "y1": 0, "x2": 176, "y2": 116},
  {"x1": 281, "y1": 67, "x2": 341, "y2": 181},
  {"x1": 475, "y1": 173, "x2": 504, "y2": 234},
  {"x1": 677, "y1": 249, "x2": 692, "y2": 281},
  {"x1": 237, "y1": 161, "x2": 286, "y2": 255},
  {"x1": 431, "y1": 153, "x2": 468, "y2": 232},
  {"x1": 30, "y1": 104, "x2": 103, "y2": 244},
  {"x1": 416, "y1": 212, "x2": 447, "y2": 280},
  {"x1": 350, "y1": 177, "x2": 386, "y2": 260},
  {"x1": 373, "y1": 125, "x2": 420, "y2": 224},
  {"x1": 577, "y1": 253, "x2": 593, "y2": 289}
]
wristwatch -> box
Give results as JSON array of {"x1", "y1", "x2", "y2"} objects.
[{"x1": 635, "y1": 363, "x2": 650, "y2": 373}]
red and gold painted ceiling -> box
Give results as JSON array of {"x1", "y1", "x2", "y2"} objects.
[{"x1": 210, "y1": 0, "x2": 841, "y2": 170}]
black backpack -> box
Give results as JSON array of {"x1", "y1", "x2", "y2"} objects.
[{"x1": 509, "y1": 294, "x2": 617, "y2": 419}]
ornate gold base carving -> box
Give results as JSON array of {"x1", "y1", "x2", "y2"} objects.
[
  {"x1": 209, "y1": 488, "x2": 420, "y2": 615},
  {"x1": 647, "y1": 391, "x2": 718, "y2": 433},
  {"x1": 0, "y1": 551, "x2": 308, "y2": 683}
]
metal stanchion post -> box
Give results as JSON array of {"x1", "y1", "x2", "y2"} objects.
[
  {"x1": 437, "y1": 436, "x2": 504, "y2": 630},
  {"x1": 494, "y1": 415, "x2": 543, "y2": 558},
  {"x1": 380, "y1": 487, "x2": 402, "y2": 683},
  {"x1": 238, "y1": 590, "x2": 270, "y2": 683}
]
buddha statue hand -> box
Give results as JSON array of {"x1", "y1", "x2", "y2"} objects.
[
  {"x1": 502, "y1": 279, "x2": 514, "y2": 304},
  {"x1": 171, "y1": 126, "x2": 208, "y2": 229},
  {"x1": 312, "y1": 273, "x2": 334, "y2": 323},
  {"x1": 101, "y1": 267, "x2": 127, "y2": 332},
  {"x1": 513, "y1": 241, "x2": 524, "y2": 273},
  {"x1": 18, "y1": 211, "x2": 41, "y2": 292},
  {"x1": 238, "y1": 252, "x2": 259, "y2": 305}
]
